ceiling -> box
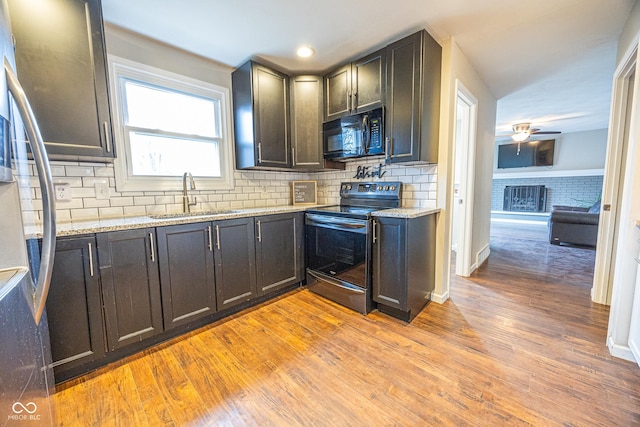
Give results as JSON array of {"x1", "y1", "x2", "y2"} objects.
[{"x1": 102, "y1": 0, "x2": 636, "y2": 138}]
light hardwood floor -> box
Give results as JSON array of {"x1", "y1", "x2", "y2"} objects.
[{"x1": 54, "y1": 221, "x2": 640, "y2": 426}]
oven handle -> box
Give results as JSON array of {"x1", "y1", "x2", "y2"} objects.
[
  {"x1": 307, "y1": 270, "x2": 366, "y2": 294},
  {"x1": 305, "y1": 213, "x2": 368, "y2": 232}
]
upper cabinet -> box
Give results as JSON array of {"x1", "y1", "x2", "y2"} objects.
[
  {"x1": 7, "y1": 0, "x2": 114, "y2": 161},
  {"x1": 232, "y1": 60, "x2": 290, "y2": 169},
  {"x1": 324, "y1": 49, "x2": 385, "y2": 122},
  {"x1": 290, "y1": 75, "x2": 323, "y2": 169},
  {"x1": 384, "y1": 31, "x2": 441, "y2": 164}
]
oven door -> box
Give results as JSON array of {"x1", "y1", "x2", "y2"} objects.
[{"x1": 305, "y1": 213, "x2": 372, "y2": 314}]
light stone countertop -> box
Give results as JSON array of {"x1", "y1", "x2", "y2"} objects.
[
  {"x1": 26, "y1": 204, "x2": 442, "y2": 238},
  {"x1": 27, "y1": 205, "x2": 322, "y2": 238},
  {"x1": 372, "y1": 207, "x2": 441, "y2": 218}
]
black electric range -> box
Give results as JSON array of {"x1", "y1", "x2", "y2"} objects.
[{"x1": 304, "y1": 182, "x2": 402, "y2": 314}]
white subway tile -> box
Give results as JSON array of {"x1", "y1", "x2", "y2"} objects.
[
  {"x1": 99, "y1": 207, "x2": 124, "y2": 218},
  {"x1": 94, "y1": 166, "x2": 115, "y2": 177},
  {"x1": 110, "y1": 197, "x2": 134, "y2": 207},
  {"x1": 70, "y1": 208, "x2": 99, "y2": 220},
  {"x1": 134, "y1": 196, "x2": 155, "y2": 205},
  {"x1": 83, "y1": 199, "x2": 110, "y2": 208},
  {"x1": 66, "y1": 166, "x2": 94, "y2": 177}
]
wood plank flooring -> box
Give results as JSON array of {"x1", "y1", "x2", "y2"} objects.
[{"x1": 54, "y1": 221, "x2": 640, "y2": 426}]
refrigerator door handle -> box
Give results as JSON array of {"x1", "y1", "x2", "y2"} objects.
[{"x1": 5, "y1": 59, "x2": 56, "y2": 325}]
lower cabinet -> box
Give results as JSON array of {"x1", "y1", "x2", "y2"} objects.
[
  {"x1": 47, "y1": 236, "x2": 105, "y2": 376},
  {"x1": 255, "y1": 212, "x2": 304, "y2": 296},
  {"x1": 47, "y1": 212, "x2": 304, "y2": 381},
  {"x1": 213, "y1": 217, "x2": 258, "y2": 311},
  {"x1": 97, "y1": 228, "x2": 163, "y2": 351},
  {"x1": 156, "y1": 222, "x2": 217, "y2": 329},
  {"x1": 372, "y1": 214, "x2": 437, "y2": 322}
]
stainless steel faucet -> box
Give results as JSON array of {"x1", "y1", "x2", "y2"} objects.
[{"x1": 182, "y1": 172, "x2": 197, "y2": 212}]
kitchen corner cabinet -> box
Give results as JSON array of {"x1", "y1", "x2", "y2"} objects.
[
  {"x1": 255, "y1": 212, "x2": 304, "y2": 296},
  {"x1": 47, "y1": 236, "x2": 105, "y2": 376},
  {"x1": 372, "y1": 213, "x2": 437, "y2": 322},
  {"x1": 156, "y1": 223, "x2": 217, "y2": 329},
  {"x1": 97, "y1": 229, "x2": 163, "y2": 351},
  {"x1": 385, "y1": 30, "x2": 441, "y2": 164},
  {"x1": 7, "y1": 0, "x2": 114, "y2": 161},
  {"x1": 232, "y1": 60, "x2": 290, "y2": 169},
  {"x1": 324, "y1": 49, "x2": 385, "y2": 122},
  {"x1": 214, "y1": 217, "x2": 258, "y2": 310}
]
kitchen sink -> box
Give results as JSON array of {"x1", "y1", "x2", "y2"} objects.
[{"x1": 149, "y1": 210, "x2": 238, "y2": 219}]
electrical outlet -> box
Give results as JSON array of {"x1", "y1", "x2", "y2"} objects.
[
  {"x1": 54, "y1": 183, "x2": 72, "y2": 202},
  {"x1": 95, "y1": 182, "x2": 110, "y2": 200}
]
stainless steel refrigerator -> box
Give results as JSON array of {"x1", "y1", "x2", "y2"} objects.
[{"x1": 0, "y1": 0, "x2": 57, "y2": 424}]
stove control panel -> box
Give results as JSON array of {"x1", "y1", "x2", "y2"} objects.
[{"x1": 340, "y1": 181, "x2": 402, "y2": 199}]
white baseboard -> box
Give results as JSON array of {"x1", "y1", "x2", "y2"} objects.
[
  {"x1": 607, "y1": 336, "x2": 638, "y2": 363},
  {"x1": 430, "y1": 290, "x2": 449, "y2": 304}
]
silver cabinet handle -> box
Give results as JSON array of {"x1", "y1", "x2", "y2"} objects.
[
  {"x1": 257, "y1": 142, "x2": 262, "y2": 163},
  {"x1": 257, "y1": 220, "x2": 262, "y2": 242},
  {"x1": 5, "y1": 59, "x2": 56, "y2": 325},
  {"x1": 103, "y1": 121, "x2": 111, "y2": 153},
  {"x1": 207, "y1": 226, "x2": 213, "y2": 252},
  {"x1": 88, "y1": 242, "x2": 94, "y2": 277},
  {"x1": 215, "y1": 225, "x2": 220, "y2": 250},
  {"x1": 291, "y1": 146, "x2": 296, "y2": 167},
  {"x1": 385, "y1": 136, "x2": 390, "y2": 163},
  {"x1": 372, "y1": 220, "x2": 378, "y2": 244},
  {"x1": 149, "y1": 232, "x2": 155, "y2": 262}
]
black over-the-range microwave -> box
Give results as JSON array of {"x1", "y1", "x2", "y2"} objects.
[{"x1": 323, "y1": 107, "x2": 384, "y2": 161}]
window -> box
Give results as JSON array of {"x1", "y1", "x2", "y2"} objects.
[{"x1": 109, "y1": 56, "x2": 234, "y2": 191}]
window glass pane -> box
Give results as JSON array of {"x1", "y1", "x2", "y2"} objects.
[
  {"x1": 129, "y1": 132, "x2": 221, "y2": 177},
  {"x1": 123, "y1": 79, "x2": 219, "y2": 137}
]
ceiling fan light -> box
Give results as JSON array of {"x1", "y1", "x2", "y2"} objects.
[{"x1": 511, "y1": 131, "x2": 530, "y2": 142}]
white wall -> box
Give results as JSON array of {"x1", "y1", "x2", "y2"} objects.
[
  {"x1": 605, "y1": 0, "x2": 640, "y2": 363},
  {"x1": 493, "y1": 129, "x2": 608, "y2": 176},
  {"x1": 434, "y1": 38, "x2": 497, "y2": 302}
]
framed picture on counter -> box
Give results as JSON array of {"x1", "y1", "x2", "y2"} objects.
[{"x1": 292, "y1": 180, "x2": 317, "y2": 205}]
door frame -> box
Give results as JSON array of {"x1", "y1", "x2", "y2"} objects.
[
  {"x1": 452, "y1": 80, "x2": 478, "y2": 277},
  {"x1": 592, "y1": 44, "x2": 638, "y2": 305}
]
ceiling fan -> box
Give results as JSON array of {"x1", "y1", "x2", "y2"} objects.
[{"x1": 509, "y1": 123, "x2": 561, "y2": 142}]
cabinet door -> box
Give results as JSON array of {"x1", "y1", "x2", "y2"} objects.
[
  {"x1": 255, "y1": 213, "x2": 304, "y2": 296},
  {"x1": 156, "y1": 223, "x2": 216, "y2": 330},
  {"x1": 324, "y1": 64, "x2": 352, "y2": 121},
  {"x1": 97, "y1": 229, "x2": 163, "y2": 351},
  {"x1": 213, "y1": 218, "x2": 258, "y2": 311},
  {"x1": 253, "y1": 64, "x2": 290, "y2": 167},
  {"x1": 352, "y1": 50, "x2": 385, "y2": 113},
  {"x1": 290, "y1": 75, "x2": 323, "y2": 169},
  {"x1": 8, "y1": 0, "x2": 113, "y2": 160},
  {"x1": 385, "y1": 32, "x2": 423, "y2": 163},
  {"x1": 47, "y1": 236, "x2": 105, "y2": 374},
  {"x1": 372, "y1": 217, "x2": 407, "y2": 310}
]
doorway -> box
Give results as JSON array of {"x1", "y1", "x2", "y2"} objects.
[{"x1": 451, "y1": 81, "x2": 478, "y2": 277}]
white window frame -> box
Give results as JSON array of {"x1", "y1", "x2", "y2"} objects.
[{"x1": 108, "y1": 55, "x2": 235, "y2": 192}]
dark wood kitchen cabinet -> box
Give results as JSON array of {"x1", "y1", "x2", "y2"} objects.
[
  {"x1": 97, "y1": 229, "x2": 163, "y2": 351},
  {"x1": 255, "y1": 212, "x2": 304, "y2": 296},
  {"x1": 290, "y1": 75, "x2": 323, "y2": 169},
  {"x1": 232, "y1": 60, "x2": 290, "y2": 169},
  {"x1": 156, "y1": 223, "x2": 217, "y2": 330},
  {"x1": 372, "y1": 213, "x2": 437, "y2": 322},
  {"x1": 324, "y1": 49, "x2": 385, "y2": 121},
  {"x1": 7, "y1": 0, "x2": 114, "y2": 161},
  {"x1": 213, "y1": 217, "x2": 258, "y2": 311},
  {"x1": 47, "y1": 236, "x2": 105, "y2": 377},
  {"x1": 385, "y1": 30, "x2": 441, "y2": 164}
]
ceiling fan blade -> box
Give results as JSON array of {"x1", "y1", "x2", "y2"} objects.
[{"x1": 531, "y1": 130, "x2": 561, "y2": 134}]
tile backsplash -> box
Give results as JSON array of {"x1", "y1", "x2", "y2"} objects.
[{"x1": 19, "y1": 158, "x2": 437, "y2": 223}]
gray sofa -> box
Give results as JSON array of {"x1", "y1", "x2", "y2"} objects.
[{"x1": 548, "y1": 204, "x2": 600, "y2": 247}]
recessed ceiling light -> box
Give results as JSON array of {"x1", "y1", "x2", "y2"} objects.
[{"x1": 296, "y1": 46, "x2": 314, "y2": 58}]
